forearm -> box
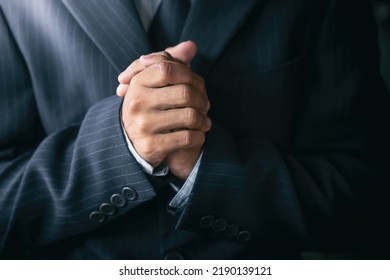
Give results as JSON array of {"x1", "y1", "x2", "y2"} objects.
[
  {"x1": 0, "y1": 96, "x2": 156, "y2": 254},
  {"x1": 176, "y1": 120, "x2": 390, "y2": 252}
]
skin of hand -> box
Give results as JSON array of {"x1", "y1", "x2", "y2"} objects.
[
  {"x1": 119, "y1": 41, "x2": 212, "y2": 180},
  {"x1": 117, "y1": 41, "x2": 198, "y2": 96}
]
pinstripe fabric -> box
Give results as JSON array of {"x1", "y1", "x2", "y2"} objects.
[
  {"x1": 62, "y1": 0, "x2": 152, "y2": 72},
  {"x1": 1, "y1": 0, "x2": 390, "y2": 259},
  {"x1": 0, "y1": 0, "x2": 158, "y2": 257},
  {"x1": 149, "y1": 0, "x2": 191, "y2": 50}
]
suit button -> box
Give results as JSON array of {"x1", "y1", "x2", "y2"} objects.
[
  {"x1": 212, "y1": 218, "x2": 227, "y2": 232},
  {"x1": 99, "y1": 203, "x2": 115, "y2": 216},
  {"x1": 110, "y1": 193, "x2": 126, "y2": 207},
  {"x1": 89, "y1": 211, "x2": 105, "y2": 223},
  {"x1": 199, "y1": 215, "x2": 215, "y2": 228},
  {"x1": 236, "y1": 230, "x2": 252, "y2": 243},
  {"x1": 224, "y1": 224, "x2": 239, "y2": 237},
  {"x1": 164, "y1": 251, "x2": 184, "y2": 260},
  {"x1": 122, "y1": 187, "x2": 137, "y2": 201}
]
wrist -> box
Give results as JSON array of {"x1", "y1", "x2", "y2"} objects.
[{"x1": 166, "y1": 148, "x2": 201, "y2": 180}]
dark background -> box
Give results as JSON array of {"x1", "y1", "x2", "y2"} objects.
[
  {"x1": 303, "y1": 1, "x2": 390, "y2": 260},
  {"x1": 373, "y1": 0, "x2": 390, "y2": 90}
]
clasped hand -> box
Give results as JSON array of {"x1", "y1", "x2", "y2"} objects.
[{"x1": 117, "y1": 41, "x2": 211, "y2": 180}]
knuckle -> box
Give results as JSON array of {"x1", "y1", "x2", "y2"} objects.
[
  {"x1": 157, "y1": 62, "x2": 171, "y2": 84},
  {"x1": 184, "y1": 130, "x2": 205, "y2": 147},
  {"x1": 138, "y1": 138, "x2": 154, "y2": 158},
  {"x1": 136, "y1": 117, "x2": 149, "y2": 134},
  {"x1": 180, "y1": 85, "x2": 191, "y2": 104},
  {"x1": 138, "y1": 137, "x2": 166, "y2": 166},
  {"x1": 184, "y1": 108, "x2": 198, "y2": 126},
  {"x1": 177, "y1": 130, "x2": 205, "y2": 148},
  {"x1": 180, "y1": 130, "x2": 192, "y2": 147},
  {"x1": 127, "y1": 96, "x2": 143, "y2": 114}
]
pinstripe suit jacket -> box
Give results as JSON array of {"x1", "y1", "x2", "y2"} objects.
[{"x1": 1, "y1": 0, "x2": 389, "y2": 259}]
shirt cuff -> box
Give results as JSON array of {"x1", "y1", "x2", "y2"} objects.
[
  {"x1": 169, "y1": 151, "x2": 203, "y2": 210},
  {"x1": 121, "y1": 120, "x2": 202, "y2": 210}
]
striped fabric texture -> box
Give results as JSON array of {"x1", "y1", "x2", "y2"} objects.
[{"x1": 0, "y1": 0, "x2": 389, "y2": 259}]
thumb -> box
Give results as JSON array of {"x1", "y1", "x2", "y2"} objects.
[{"x1": 165, "y1": 41, "x2": 197, "y2": 66}]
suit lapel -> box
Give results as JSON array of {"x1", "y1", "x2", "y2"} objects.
[
  {"x1": 181, "y1": 0, "x2": 258, "y2": 75},
  {"x1": 61, "y1": 0, "x2": 258, "y2": 75},
  {"x1": 61, "y1": 0, "x2": 152, "y2": 72}
]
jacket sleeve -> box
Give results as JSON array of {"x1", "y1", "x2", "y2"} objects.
[
  {"x1": 0, "y1": 9, "x2": 156, "y2": 255},
  {"x1": 176, "y1": 0, "x2": 390, "y2": 253}
]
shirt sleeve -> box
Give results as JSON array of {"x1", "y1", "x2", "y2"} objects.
[
  {"x1": 168, "y1": 152, "x2": 203, "y2": 210},
  {"x1": 121, "y1": 122, "x2": 202, "y2": 209}
]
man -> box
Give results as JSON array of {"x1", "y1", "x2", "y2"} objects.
[{"x1": 0, "y1": 0, "x2": 389, "y2": 259}]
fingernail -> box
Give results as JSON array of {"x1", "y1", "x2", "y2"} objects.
[
  {"x1": 140, "y1": 54, "x2": 151, "y2": 60},
  {"x1": 118, "y1": 72, "x2": 129, "y2": 83},
  {"x1": 116, "y1": 83, "x2": 128, "y2": 96}
]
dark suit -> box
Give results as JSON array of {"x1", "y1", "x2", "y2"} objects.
[{"x1": 0, "y1": 0, "x2": 389, "y2": 259}]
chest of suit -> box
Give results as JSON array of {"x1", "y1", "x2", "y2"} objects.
[{"x1": 2, "y1": 0, "x2": 315, "y2": 149}]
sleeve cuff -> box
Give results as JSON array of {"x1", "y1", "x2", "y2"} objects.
[
  {"x1": 168, "y1": 151, "x2": 203, "y2": 210},
  {"x1": 121, "y1": 115, "x2": 202, "y2": 210}
]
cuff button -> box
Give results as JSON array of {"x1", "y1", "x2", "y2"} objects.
[
  {"x1": 199, "y1": 215, "x2": 215, "y2": 229},
  {"x1": 122, "y1": 187, "x2": 137, "y2": 201},
  {"x1": 224, "y1": 224, "x2": 239, "y2": 238},
  {"x1": 212, "y1": 218, "x2": 227, "y2": 232},
  {"x1": 110, "y1": 193, "x2": 126, "y2": 207},
  {"x1": 236, "y1": 230, "x2": 252, "y2": 243},
  {"x1": 99, "y1": 203, "x2": 116, "y2": 216},
  {"x1": 89, "y1": 211, "x2": 105, "y2": 223}
]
